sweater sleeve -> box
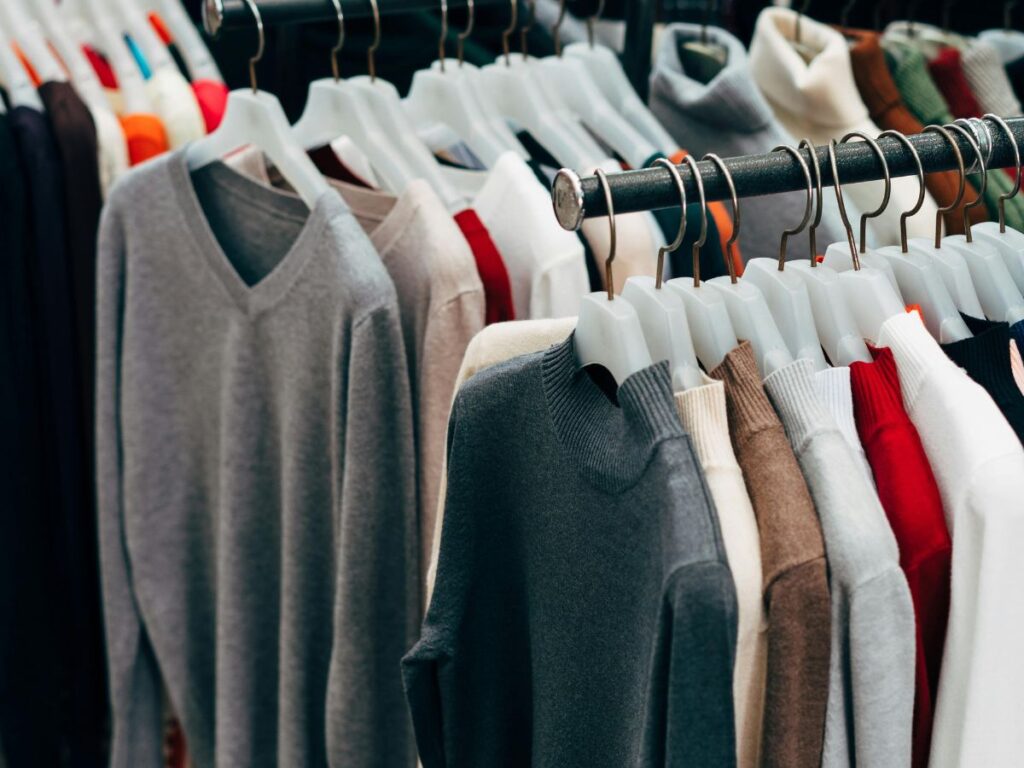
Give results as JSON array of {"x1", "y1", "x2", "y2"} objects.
[
  {"x1": 930, "y1": 451, "x2": 1024, "y2": 767},
  {"x1": 641, "y1": 560, "x2": 739, "y2": 768},
  {"x1": 848, "y1": 568, "x2": 917, "y2": 768},
  {"x1": 95, "y1": 204, "x2": 164, "y2": 768},
  {"x1": 326, "y1": 304, "x2": 419, "y2": 768}
]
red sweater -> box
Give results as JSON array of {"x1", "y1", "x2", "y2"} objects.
[
  {"x1": 928, "y1": 47, "x2": 982, "y2": 119},
  {"x1": 850, "y1": 347, "x2": 952, "y2": 768},
  {"x1": 454, "y1": 209, "x2": 515, "y2": 325}
]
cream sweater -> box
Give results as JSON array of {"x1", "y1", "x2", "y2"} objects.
[
  {"x1": 675, "y1": 376, "x2": 767, "y2": 768},
  {"x1": 879, "y1": 311, "x2": 1024, "y2": 768}
]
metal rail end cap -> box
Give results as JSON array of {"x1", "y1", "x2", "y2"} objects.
[{"x1": 552, "y1": 168, "x2": 585, "y2": 231}]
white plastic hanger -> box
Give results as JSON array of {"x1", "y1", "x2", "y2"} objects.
[
  {"x1": 702, "y1": 159, "x2": 793, "y2": 378},
  {"x1": 109, "y1": 0, "x2": 175, "y2": 74},
  {"x1": 824, "y1": 138, "x2": 905, "y2": 344},
  {"x1": 973, "y1": 114, "x2": 1024, "y2": 294},
  {"x1": 665, "y1": 155, "x2": 740, "y2": 372},
  {"x1": 186, "y1": 0, "x2": 329, "y2": 210},
  {"x1": 870, "y1": 128, "x2": 971, "y2": 342},
  {"x1": 741, "y1": 144, "x2": 829, "y2": 370},
  {"x1": 571, "y1": 168, "x2": 654, "y2": 385},
  {"x1": 942, "y1": 120, "x2": 1024, "y2": 323},
  {"x1": 149, "y1": 0, "x2": 224, "y2": 82},
  {"x1": 29, "y1": 0, "x2": 107, "y2": 107},
  {"x1": 344, "y1": 0, "x2": 466, "y2": 211},
  {"x1": 404, "y1": 0, "x2": 523, "y2": 167},
  {"x1": 290, "y1": 0, "x2": 417, "y2": 192},
  {"x1": 535, "y1": 1, "x2": 656, "y2": 169},
  {"x1": 620, "y1": 159, "x2": 703, "y2": 392},
  {"x1": 0, "y1": 13, "x2": 42, "y2": 110},
  {"x1": 786, "y1": 138, "x2": 873, "y2": 364},
  {"x1": 0, "y1": 0, "x2": 65, "y2": 84},
  {"x1": 74, "y1": 0, "x2": 151, "y2": 113}
]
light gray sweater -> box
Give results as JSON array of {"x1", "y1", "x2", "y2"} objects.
[
  {"x1": 763, "y1": 359, "x2": 915, "y2": 768},
  {"x1": 96, "y1": 152, "x2": 418, "y2": 768},
  {"x1": 648, "y1": 24, "x2": 858, "y2": 264}
]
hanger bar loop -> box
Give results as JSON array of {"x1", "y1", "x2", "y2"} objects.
[
  {"x1": 205, "y1": 0, "x2": 496, "y2": 35},
  {"x1": 552, "y1": 116, "x2": 1024, "y2": 231}
]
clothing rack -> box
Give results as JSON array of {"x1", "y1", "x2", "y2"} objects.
[{"x1": 551, "y1": 116, "x2": 1024, "y2": 230}]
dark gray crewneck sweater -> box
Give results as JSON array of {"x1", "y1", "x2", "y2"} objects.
[
  {"x1": 96, "y1": 151, "x2": 418, "y2": 768},
  {"x1": 403, "y1": 336, "x2": 738, "y2": 767}
]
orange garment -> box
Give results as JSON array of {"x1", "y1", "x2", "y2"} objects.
[
  {"x1": 119, "y1": 114, "x2": 170, "y2": 166},
  {"x1": 12, "y1": 42, "x2": 42, "y2": 87},
  {"x1": 148, "y1": 11, "x2": 174, "y2": 46},
  {"x1": 670, "y1": 149, "x2": 745, "y2": 277}
]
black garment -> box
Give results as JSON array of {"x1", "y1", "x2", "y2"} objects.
[
  {"x1": 1007, "y1": 56, "x2": 1024, "y2": 103},
  {"x1": 35, "y1": 81, "x2": 108, "y2": 767},
  {"x1": 6, "y1": 106, "x2": 98, "y2": 768},
  {"x1": 168, "y1": 41, "x2": 191, "y2": 81},
  {"x1": 405, "y1": 337, "x2": 738, "y2": 767},
  {"x1": 944, "y1": 313, "x2": 1024, "y2": 446}
]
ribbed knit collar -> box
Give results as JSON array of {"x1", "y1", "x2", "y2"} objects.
[
  {"x1": 843, "y1": 28, "x2": 908, "y2": 125},
  {"x1": 763, "y1": 358, "x2": 835, "y2": 455},
  {"x1": 709, "y1": 341, "x2": 783, "y2": 449},
  {"x1": 650, "y1": 23, "x2": 776, "y2": 133},
  {"x1": 943, "y1": 314, "x2": 1023, "y2": 406},
  {"x1": 849, "y1": 347, "x2": 911, "y2": 442},
  {"x1": 814, "y1": 367, "x2": 862, "y2": 455},
  {"x1": 541, "y1": 335, "x2": 685, "y2": 493},
  {"x1": 748, "y1": 7, "x2": 870, "y2": 131},
  {"x1": 878, "y1": 310, "x2": 957, "y2": 408},
  {"x1": 673, "y1": 374, "x2": 739, "y2": 470},
  {"x1": 979, "y1": 29, "x2": 1024, "y2": 64}
]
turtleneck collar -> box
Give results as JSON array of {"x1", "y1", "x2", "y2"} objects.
[
  {"x1": 749, "y1": 7, "x2": 870, "y2": 131},
  {"x1": 541, "y1": 334, "x2": 685, "y2": 493},
  {"x1": 842, "y1": 27, "x2": 907, "y2": 124},
  {"x1": 651, "y1": 23, "x2": 776, "y2": 133}
]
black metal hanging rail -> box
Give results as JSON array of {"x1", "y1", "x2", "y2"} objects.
[
  {"x1": 203, "y1": 0, "x2": 496, "y2": 35},
  {"x1": 551, "y1": 116, "x2": 1024, "y2": 231}
]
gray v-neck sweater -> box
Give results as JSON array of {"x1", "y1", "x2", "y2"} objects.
[
  {"x1": 648, "y1": 24, "x2": 858, "y2": 264},
  {"x1": 96, "y1": 152, "x2": 418, "y2": 768},
  {"x1": 404, "y1": 336, "x2": 738, "y2": 767},
  {"x1": 763, "y1": 359, "x2": 915, "y2": 768}
]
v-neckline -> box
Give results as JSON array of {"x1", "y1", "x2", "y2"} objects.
[{"x1": 168, "y1": 150, "x2": 334, "y2": 315}]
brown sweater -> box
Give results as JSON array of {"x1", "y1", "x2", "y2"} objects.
[
  {"x1": 710, "y1": 343, "x2": 831, "y2": 768},
  {"x1": 843, "y1": 27, "x2": 986, "y2": 236}
]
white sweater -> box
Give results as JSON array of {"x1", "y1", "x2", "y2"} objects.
[{"x1": 879, "y1": 311, "x2": 1024, "y2": 768}]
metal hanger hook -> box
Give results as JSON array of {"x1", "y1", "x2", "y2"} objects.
[
  {"x1": 878, "y1": 130, "x2": 925, "y2": 253},
  {"x1": 1008, "y1": 1, "x2": 1020, "y2": 31},
  {"x1": 520, "y1": 0, "x2": 536, "y2": 58},
  {"x1": 984, "y1": 114, "x2": 1022, "y2": 233},
  {"x1": 457, "y1": 0, "x2": 475, "y2": 67},
  {"x1": 828, "y1": 139, "x2": 862, "y2": 270},
  {"x1": 594, "y1": 167, "x2": 617, "y2": 301},
  {"x1": 586, "y1": 0, "x2": 604, "y2": 49},
  {"x1": 703, "y1": 153, "x2": 740, "y2": 284},
  {"x1": 798, "y1": 138, "x2": 823, "y2": 265},
  {"x1": 438, "y1": 0, "x2": 448, "y2": 72},
  {"x1": 328, "y1": 0, "x2": 345, "y2": 82},
  {"x1": 682, "y1": 155, "x2": 708, "y2": 288},
  {"x1": 840, "y1": 0, "x2": 857, "y2": 27},
  {"x1": 922, "y1": 124, "x2": 965, "y2": 248},
  {"x1": 502, "y1": 0, "x2": 519, "y2": 64},
  {"x1": 701, "y1": 0, "x2": 719, "y2": 45},
  {"x1": 771, "y1": 145, "x2": 813, "y2": 271},
  {"x1": 840, "y1": 131, "x2": 892, "y2": 253},
  {"x1": 873, "y1": 0, "x2": 890, "y2": 31},
  {"x1": 944, "y1": 122, "x2": 987, "y2": 243},
  {"x1": 552, "y1": 0, "x2": 567, "y2": 57},
  {"x1": 367, "y1": 0, "x2": 381, "y2": 81},
  {"x1": 240, "y1": 0, "x2": 264, "y2": 93},
  {"x1": 941, "y1": 0, "x2": 956, "y2": 32},
  {"x1": 650, "y1": 158, "x2": 687, "y2": 290},
  {"x1": 794, "y1": 0, "x2": 811, "y2": 45}
]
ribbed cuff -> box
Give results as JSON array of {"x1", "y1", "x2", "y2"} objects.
[
  {"x1": 878, "y1": 311, "x2": 950, "y2": 406},
  {"x1": 762, "y1": 359, "x2": 833, "y2": 452},
  {"x1": 674, "y1": 376, "x2": 739, "y2": 470},
  {"x1": 709, "y1": 342, "x2": 781, "y2": 444}
]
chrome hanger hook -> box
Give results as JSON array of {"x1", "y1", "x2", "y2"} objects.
[
  {"x1": 922, "y1": 125, "x2": 965, "y2": 248},
  {"x1": 840, "y1": 131, "x2": 892, "y2": 253},
  {"x1": 682, "y1": 155, "x2": 708, "y2": 288},
  {"x1": 520, "y1": 0, "x2": 536, "y2": 58},
  {"x1": 366, "y1": 0, "x2": 381, "y2": 81},
  {"x1": 241, "y1": 0, "x2": 264, "y2": 93},
  {"x1": 328, "y1": 0, "x2": 345, "y2": 82},
  {"x1": 586, "y1": 0, "x2": 604, "y2": 49},
  {"x1": 798, "y1": 138, "x2": 823, "y2": 265},
  {"x1": 457, "y1": 0, "x2": 475, "y2": 67},
  {"x1": 502, "y1": 0, "x2": 519, "y2": 65},
  {"x1": 552, "y1": 0, "x2": 568, "y2": 57},
  {"x1": 703, "y1": 153, "x2": 740, "y2": 283},
  {"x1": 945, "y1": 122, "x2": 988, "y2": 243},
  {"x1": 829, "y1": 139, "x2": 862, "y2": 270},
  {"x1": 594, "y1": 167, "x2": 617, "y2": 301},
  {"x1": 878, "y1": 130, "x2": 926, "y2": 253},
  {"x1": 438, "y1": 0, "x2": 449, "y2": 72},
  {"x1": 650, "y1": 158, "x2": 687, "y2": 290},
  {"x1": 771, "y1": 145, "x2": 814, "y2": 271},
  {"x1": 984, "y1": 114, "x2": 1022, "y2": 233}
]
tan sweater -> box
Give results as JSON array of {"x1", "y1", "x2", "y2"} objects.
[
  {"x1": 675, "y1": 376, "x2": 767, "y2": 768},
  {"x1": 710, "y1": 342, "x2": 831, "y2": 768}
]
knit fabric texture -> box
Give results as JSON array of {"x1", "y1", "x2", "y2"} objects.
[
  {"x1": 454, "y1": 208, "x2": 516, "y2": 325},
  {"x1": 710, "y1": 342, "x2": 831, "y2": 768},
  {"x1": 850, "y1": 347, "x2": 952, "y2": 768},
  {"x1": 406, "y1": 336, "x2": 739, "y2": 767},
  {"x1": 959, "y1": 39, "x2": 1022, "y2": 118},
  {"x1": 928, "y1": 47, "x2": 983, "y2": 118}
]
